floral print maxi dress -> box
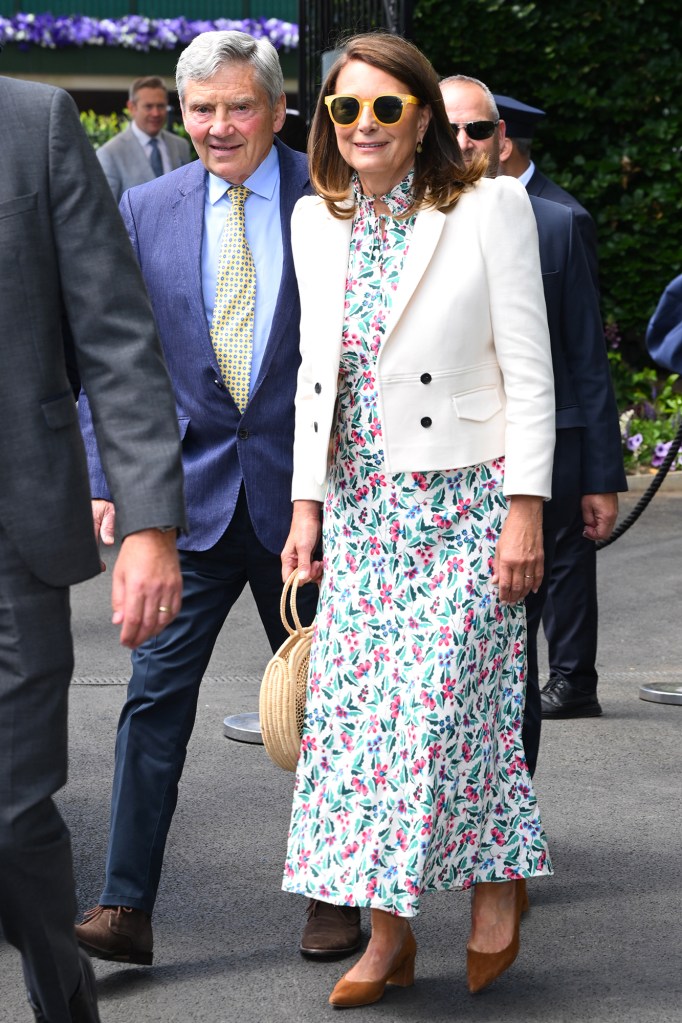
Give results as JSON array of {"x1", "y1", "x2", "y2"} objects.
[{"x1": 283, "y1": 176, "x2": 552, "y2": 918}]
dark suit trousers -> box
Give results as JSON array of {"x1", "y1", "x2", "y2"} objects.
[
  {"x1": 0, "y1": 524, "x2": 81, "y2": 1023},
  {"x1": 542, "y1": 519, "x2": 598, "y2": 691},
  {"x1": 523, "y1": 429, "x2": 596, "y2": 775},
  {"x1": 101, "y1": 487, "x2": 318, "y2": 913}
]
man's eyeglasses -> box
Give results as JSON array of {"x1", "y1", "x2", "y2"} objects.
[
  {"x1": 449, "y1": 120, "x2": 499, "y2": 140},
  {"x1": 325, "y1": 94, "x2": 421, "y2": 128}
]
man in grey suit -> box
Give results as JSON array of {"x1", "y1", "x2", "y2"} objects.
[
  {"x1": 0, "y1": 71, "x2": 186, "y2": 1022},
  {"x1": 96, "y1": 75, "x2": 191, "y2": 203}
]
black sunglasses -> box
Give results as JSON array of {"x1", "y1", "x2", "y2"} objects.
[
  {"x1": 325, "y1": 93, "x2": 421, "y2": 127},
  {"x1": 449, "y1": 119, "x2": 499, "y2": 140}
]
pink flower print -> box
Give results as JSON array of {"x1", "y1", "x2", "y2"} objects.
[
  {"x1": 438, "y1": 625, "x2": 453, "y2": 646},
  {"x1": 370, "y1": 335, "x2": 381, "y2": 354},
  {"x1": 298, "y1": 849, "x2": 311, "y2": 868},
  {"x1": 368, "y1": 714, "x2": 380, "y2": 733},
  {"x1": 485, "y1": 526, "x2": 497, "y2": 542},
  {"x1": 412, "y1": 643, "x2": 424, "y2": 665},
  {"x1": 429, "y1": 571, "x2": 445, "y2": 590},
  {"x1": 351, "y1": 430, "x2": 366, "y2": 448},
  {"x1": 427, "y1": 742, "x2": 442, "y2": 762},
  {"x1": 354, "y1": 660, "x2": 371, "y2": 680},
  {"x1": 309, "y1": 672, "x2": 321, "y2": 695},
  {"x1": 351, "y1": 777, "x2": 369, "y2": 797},
  {"x1": 514, "y1": 641, "x2": 523, "y2": 657},
  {"x1": 360, "y1": 828, "x2": 373, "y2": 845},
  {"x1": 465, "y1": 578, "x2": 476, "y2": 596},
  {"x1": 369, "y1": 535, "x2": 381, "y2": 555},
  {"x1": 362, "y1": 370, "x2": 375, "y2": 390},
  {"x1": 371, "y1": 847, "x2": 381, "y2": 866},
  {"x1": 379, "y1": 583, "x2": 393, "y2": 605},
  {"x1": 340, "y1": 731, "x2": 355, "y2": 752},
  {"x1": 447, "y1": 556, "x2": 464, "y2": 573},
  {"x1": 433, "y1": 513, "x2": 452, "y2": 529},
  {"x1": 491, "y1": 827, "x2": 506, "y2": 846},
  {"x1": 421, "y1": 814, "x2": 433, "y2": 835},
  {"x1": 366, "y1": 877, "x2": 379, "y2": 897},
  {"x1": 342, "y1": 842, "x2": 359, "y2": 860},
  {"x1": 354, "y1": 484, "x2": 369, "y2": 501},
  {"x1": 359, "y1": 595, "x2": 377, "y2": 615},
  {"x1": 332, "y1": 654, "x2": 344, "y2": 667},
  {"x1": 405, "y1": 878, "x2": 421, "y2": 896},
  {"x1": 318, "y1": 885, "x2": 331, "y2": 898},
  {"x1": 463, "y1": 609, "x2": 475, "y2": 632},
  {"x1": 301, "y1": 736, "x2": 317, "y2": 752},
  {"x1": 396, "y1": 829, "x2": 409, "y2": 851},
  {"x1": 411, "y1": 473, "x2": 428, "y2": 491},
  {"x1": 441, "y1": 678, "x2": 456, "y2": 701},
  {"x1": 389, "y1": 521, "x2": 403, "y2": 542},
  {"x1": 411, "y1": 757, "x2": 426, "y2": 776},
  {"x1": 462, "y1": 741, "x2": 472, "y2": 762},
  {"x1": 345, "y1": 552, "x2": 358, "y2": 573},
  {"x1": 373, "y1": 763, "x2": 389, "y2": 785},
  {"x1": 369, "y1": 419, "x2": 382, "y2": 437},
  {"x1": 407, "y1": 616, "x2": 419, "y2": 629},
  {"x1": 335, "y1": 704, "x2": 349, "y2": 719},
  {"x1": 344, "y1": 631, "x2": 360, "y2": 650},
  {"x1": 368, "y1": 472, "x2": 386, "y2": 488},
  {"x1": 405, "y1": 565, "x2": 418, "y2": 580},
  {"x1": 463, "y1": 784, "x2": 479, "y2": 803},
  {"x1": 390, "y1": 695, "x2": 401, "y2": 719},
  {"x1": 456, "y1": 498, "x2": 472, "y2": 516},
  {"x1": 460, "y1": 830, "x2": 476, "y2": 847},
  {"x1": 396, "y1": 798, "x2": 407, "y2": 814},
  {"x1": 436, "y1": 793, "x2": 446, "y2": 815},
  {"x1": 374, "y1": 646, "x2": 390, "y2": 664},
  {"x1": 420, "y1": 690, "x2": 436, "y2": 711}
]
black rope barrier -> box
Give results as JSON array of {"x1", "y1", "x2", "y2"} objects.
[{"x1": 596, "y1": 420, "x2": 682, "y2": 550}]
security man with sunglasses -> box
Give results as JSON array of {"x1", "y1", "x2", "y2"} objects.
[{"x1": 440, "y1": 75, "x2": 626, "y2": 773}]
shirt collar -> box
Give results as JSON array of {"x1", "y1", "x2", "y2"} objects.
[
  {"x1": 517, "y1": 159, "x2": 535, "y2": 188},
  {"x1": 130, "y1": 121, "x2": 160, "y2": 147},
  {"x1": 206, "y1": 142, "x2": 280, "y2": 206}
]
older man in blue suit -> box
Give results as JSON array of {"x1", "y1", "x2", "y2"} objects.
[{"x1": 76, "y1": 31, "x2": 361, "y2": 964}]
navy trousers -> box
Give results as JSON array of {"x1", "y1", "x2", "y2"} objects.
[
  {"x1": 100, "y1": 488, "x2": 318, "y2": 913},
  {"x1": 0, "y1": 524, "x2": 82, "y2": 1023},
  {"x1": 523, "y1": 429, "x2": 597, "y2": 775}
]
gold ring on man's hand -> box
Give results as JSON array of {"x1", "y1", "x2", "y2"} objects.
[{"x1": 158, "y1": 605, "x2": 172, "y2": 613}]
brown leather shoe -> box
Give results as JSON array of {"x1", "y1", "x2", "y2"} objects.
[
  {"x1": 300, "y1": 899, "x2": 362, "y2": 958},
  {"x1": 76, "y1": 905, "x2": 153, "y2": 965}
]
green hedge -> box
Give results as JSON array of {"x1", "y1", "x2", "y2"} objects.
[{"x1": 413, "y1": 0, "x2": 682, "y2": 363}]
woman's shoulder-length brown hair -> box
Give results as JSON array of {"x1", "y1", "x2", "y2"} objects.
[{"x1": 308, "y1": 32, "x2": 485, "y2": 219}]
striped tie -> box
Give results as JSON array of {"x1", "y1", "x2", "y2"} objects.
[
  {"x1": 210, "y1": 185, "x2": 256, "y2": 413},
  {"x1": 149, "y1": 137, "x2": 163, "y2": 177}
]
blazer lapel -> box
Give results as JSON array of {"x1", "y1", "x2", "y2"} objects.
[
  {"x1": 381, "y1": 206, "x2": 445, "y2": 344},
  {"x1": 170, "y1": 163, "x2": 213, "y2": 355}
]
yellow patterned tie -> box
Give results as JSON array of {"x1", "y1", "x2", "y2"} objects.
[{"x1": 210, "y1": 185, "x2": 256, "y2": 413}]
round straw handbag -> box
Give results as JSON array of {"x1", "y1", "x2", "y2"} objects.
[{"x1": 259, "y1": 569, "x2": 314, "y2": 772}]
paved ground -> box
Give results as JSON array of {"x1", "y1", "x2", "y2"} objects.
[{"x1": 1, "y1": 490, "x2": 681, "y2": 1022}]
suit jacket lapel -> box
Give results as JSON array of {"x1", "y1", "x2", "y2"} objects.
[
  {"x1": 171, "y1": 163, "x2": 213, "y2": 356},
  {"x1": 381, "y1": 206, "x2": 445, "y2": 345},
  {"x1": 251, "y1": 141, "x2": 310, "y2": 394}
]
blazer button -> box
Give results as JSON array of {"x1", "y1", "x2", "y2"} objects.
[
  {"x1": 420, "y1": 372, "x2": 432, "y2": 384},
  {"x1": 237, "y1": 428, "x2": 249, "y2": 440},
  {"x1": 421, "y1": 416, "x2": 432, "y2": 428},
  {"x1": 314, "y1": 382, "x2": 322, "y2": 394},
  {"x1": 313, "y1": 422, "x2": 319, "y2": 433},
  {"x1": 213, "y1": 378, "x2": 224, "y2": 389}
]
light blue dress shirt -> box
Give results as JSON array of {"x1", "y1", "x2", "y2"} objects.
[{"x1": 201, "y1": 144, "x2": 283, "y2": 396}]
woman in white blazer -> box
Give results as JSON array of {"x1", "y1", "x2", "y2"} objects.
[{"x1": 281, "y1": 34, "x2": 555, "y2": 1008}]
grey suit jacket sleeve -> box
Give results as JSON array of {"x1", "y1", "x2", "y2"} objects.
[{"x1": 50, "y1": 90, "x2": 186, "y2": 537}]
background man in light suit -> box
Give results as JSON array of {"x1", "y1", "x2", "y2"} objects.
[
  {"x1": 0, "y1": 72, "x2": 185, "y2": 1022},
  {"x1": 76, "y1": 31, "x2": 359, "y2": 965},
  {"x1": 440, "y1": 76, "x2": 626, "y2": 775},
  {"x1": 96, "y1": 75, "x2": 192, "y2": 203}
]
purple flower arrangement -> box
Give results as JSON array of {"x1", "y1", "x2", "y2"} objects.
[{"x1": 0, "y1": 13, "x2": 298, "y2": 52}]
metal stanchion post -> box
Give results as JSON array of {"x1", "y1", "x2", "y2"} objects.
[{"x1": 223, "y1": 711, "x2": 263, "y2": 743}]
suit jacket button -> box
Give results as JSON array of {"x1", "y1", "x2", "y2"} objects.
[
  {"x1": 420, "y1": 372, "x2": 432, "y2": 384},
  {"x1": 421, "y1": 416, "x2": 432, "y2": 428},
  {"x1": 238, "y1": 428, "x2": 249, "y2": 440},
  {"x1": 314, "y1": 382, "x2": 322, "y2": 394},
  {"x1": 214, "y1": 378, "x2": 224, "y2": 389},
  {"x1": 313, "y1": 422, "x2": 319, "y2": 433}
]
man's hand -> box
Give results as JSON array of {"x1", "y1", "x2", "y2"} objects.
[
  {"x1": 92, "y1": 499, "x2": 116, "y2": 572},
  {"x1": 111, "y1": 529, "x2": 182, "y2": 649},
  {"x1": 581, "y1": 493, "x2": 618, "y2": 542}
]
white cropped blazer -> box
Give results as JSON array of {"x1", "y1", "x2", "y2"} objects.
[{"x1": 290, "y1": 175, "x2": 555, "y2": 502}]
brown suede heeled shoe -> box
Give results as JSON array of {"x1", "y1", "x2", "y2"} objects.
[
  {"x1": 329, "y1": 927, "x2": 417, "y2": 1008},
  {"x1": 466, "y1": 879, "x2": 525, "y2": 994}
]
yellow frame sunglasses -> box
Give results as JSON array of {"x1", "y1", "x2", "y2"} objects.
[{"x1": 325, "y1": 93, "x2": 421, "y2": 128}]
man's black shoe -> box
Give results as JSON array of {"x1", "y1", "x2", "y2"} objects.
[{"x1": 540, "y1": 675, "x2": 602, "y2": 719}]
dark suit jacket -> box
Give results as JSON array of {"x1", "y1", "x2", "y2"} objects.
[
  {"x1": 530, "y1": 195, "x2": 626, "y2": 494},
  {"x1": 646, "y1": 273, "x2": 682, "y2": 374},
  {"x1": 0, "y1": 77, "x2": 185, "y2": 587},
  {"x1": 527, "y1": 167, "x2": 599, "y2": 293},
  {"x1": 97, "y1": 125, "x2": 192, "y2": 203},
  {"x1": 80, "y1": 139, "x2": 310, "y2": 556}
]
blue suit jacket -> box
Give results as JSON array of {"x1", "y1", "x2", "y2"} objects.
[
  {"x1": 527, "y1": 167, "x2": 599, "y2": 294},
  {"x1": 80, "y1": 138, "x2": 310, "y2": 554},
  {"x1": 530, "y1": 195, "x2": 626, "y2": 494},
  {"x1": 646, "y1": 273, "x2": 682, "y2": 374}
]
